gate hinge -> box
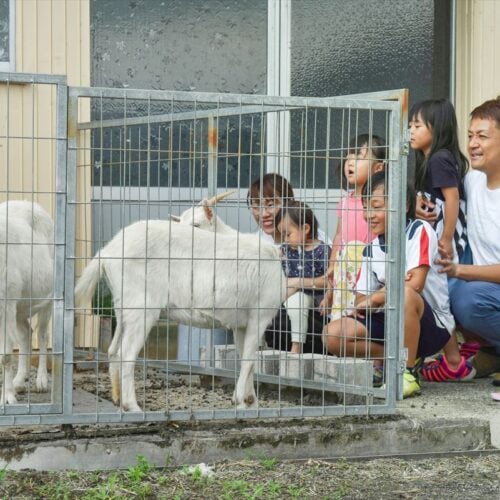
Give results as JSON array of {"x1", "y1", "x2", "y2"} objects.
[
  {"x1": 398, "y1": 347, "x2": 408, "y2": 374},
  {"x1": 401, "y1": 128, "x2": 411, "y2": 156}
]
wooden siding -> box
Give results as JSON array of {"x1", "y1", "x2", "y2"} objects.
[{"x1": 456, "y1": 0, "x2": 500, "y2": 149}]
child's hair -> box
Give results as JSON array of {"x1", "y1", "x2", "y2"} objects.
[
  {"x1": 362, "y1": 171, "x2": 416, "y2": 220},
  {"x1": 275, "y1": 199, "x2": 319, "y2": 240},
  {"x1": 247, "y1": 173, "x2": 294, "y2": 206},
  {"x1": 340, "y1": 134, "x2": 387, "y2": 182},
  {"x1": 410, "y1": 99, "x2": 469, "y2": 191},
  {"x1": 470, "y1": 97, "x2": 500, "y2": 128}
]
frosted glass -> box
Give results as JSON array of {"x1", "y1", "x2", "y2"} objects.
[
  {"x1": 290, "y1": 0, "x2": 451, "y2": 188},
  {"x1": 91, "y1": 0, "x2": 267, "y2": 187},
  {"x1": 0, "y1": 0, "x2": 9, "y2": 62},
  {"x1": 91, "y1": 0, "x2": 267, "y2": 94},
  {"x1": 291, "y1": 0, "x2": 450, "y2": 102}
]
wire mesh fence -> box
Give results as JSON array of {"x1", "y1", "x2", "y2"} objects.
[{"x1": 0, "y1": 73, "x2": 407, "y2": 425}]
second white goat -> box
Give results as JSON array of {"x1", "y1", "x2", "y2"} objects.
[{"x1": 0, "y1": 201, "x2": 54, "y2": 404}]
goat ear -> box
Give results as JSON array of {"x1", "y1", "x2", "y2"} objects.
[
  {"x1": 203, "y1": 203, "x2": 214, "y2": 221},
  {"x1": 170, "y1": 215, "x2": 181, "y2": 222}
]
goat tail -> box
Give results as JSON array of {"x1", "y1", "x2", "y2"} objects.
[{"x1": 74, "y1": 256, "x2": 102, "y2": 307}]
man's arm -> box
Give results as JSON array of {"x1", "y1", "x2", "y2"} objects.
[{"x1": 437, "y1": 259, "x2": 500, "y2": 283}]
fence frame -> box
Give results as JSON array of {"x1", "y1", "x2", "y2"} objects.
[{"x1": 0, "y1": 73, "x2": 408, "y2": 425}]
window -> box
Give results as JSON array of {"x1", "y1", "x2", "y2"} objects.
[
  {"x1": 288, "y1": 0, "x2": 451, "y2": 188},
  {"x1": 0, "y1": 0, "x2": 15, "y2": 72}
]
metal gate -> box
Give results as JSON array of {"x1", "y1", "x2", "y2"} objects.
[{"x1": 1, "y1": 72, "x2": 408, "y2": 425}]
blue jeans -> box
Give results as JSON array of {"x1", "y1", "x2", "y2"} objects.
[{"x1": 449, "y1": 278, "x2": 500, "y2": 354}]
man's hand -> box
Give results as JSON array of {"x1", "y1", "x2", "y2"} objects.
[{"x1": 436, "y1": 257, "x2": 459, "y2": 278}]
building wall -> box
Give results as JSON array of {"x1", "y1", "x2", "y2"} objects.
[
  {"x1": 456, "y1": 0, "x2": 500, "y2": 148},
  {"x1": 0, "y1": 0, "x2": 91, "y2": 346}
]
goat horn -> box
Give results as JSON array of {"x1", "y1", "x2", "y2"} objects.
[
  {"x1": 170, "y1": 215, "x2": 181, "y2": 222},
  {"x1": 206, "y1": 190, "x2": 235, "y2": 205}
]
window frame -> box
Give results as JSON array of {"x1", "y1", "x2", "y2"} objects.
[{"x1": 0, "y1": 0, "x2": 15, "y2": 72}]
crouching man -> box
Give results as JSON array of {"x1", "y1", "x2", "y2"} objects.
[{"x1": 438, "y1": 98, "x2": 500, "y2": 376}]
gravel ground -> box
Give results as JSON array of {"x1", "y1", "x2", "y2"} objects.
[{"x1": 1, "y1": 453, "x2": 499, "y2": 498}]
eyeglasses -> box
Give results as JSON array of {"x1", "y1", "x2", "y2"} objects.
[{"x1": 250, "y1": 198, "x2": 282, "y2": 213}]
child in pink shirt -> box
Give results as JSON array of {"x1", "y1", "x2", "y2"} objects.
[{"x1": 321, "y1": 134, "x2": 386, "y2": 319}]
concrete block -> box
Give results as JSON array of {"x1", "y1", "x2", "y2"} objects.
[
  {"x1": 490, "y1": 414, "x2": 500, "y2": 449},
  {"x1": 279, "y1": 353, "x2": 317, "y2": 380},
  {"x1": 200, "y1": 344, "x2": 240, "y2": 372},
  {"x1": 314, "y1": 356, "x2": 373, "y2": 388},
  {"x1": 256, "y1": 350, "x2": 281, "y2": 375}
]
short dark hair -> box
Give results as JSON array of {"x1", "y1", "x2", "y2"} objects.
[
  {"x1": 275, "y1": 199, "x2": 319, "y2": 240},
  {"x1": 247, "y1": 173, "x2": 294, "y2": 206},
  {"x1": 361, "y1": 171, "x2": 415, "y2": 219},
  {"x1": 470, "y1": 97, "x2": 500, "y2": 129}
]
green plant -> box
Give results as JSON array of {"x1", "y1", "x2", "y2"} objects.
[
  {"x1": 127, "y1": 455, "x2": 153, "y2": 484},
  {"x1": 222, "y1": 479, "x2": 250, "y2": 498},
  {"x1": 266, "y1": 480, "x2": 282, "y2": 497},
  {"x1": 93, "y1": 282, "x2": 116, "y2": 329},
  {"x1": 260, "y1": 456, "x2": 278, "y2": 471},
  {"x1": 190, "y1": 465, "x2": 203, "y2": 482},
  {"x1": 287, "y1": 484, "x2": 305, "y2": 499}
]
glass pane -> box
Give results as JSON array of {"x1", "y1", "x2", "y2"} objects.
[
  {"x1": 91, "y1": 0, "x2": 268, "y2": 187},
  {"x1": 290, "y1": 0, "x2": 450, "y2": 188},
  {"x1": 0, "y1": 0, "x2": 9, "y2": 62}
]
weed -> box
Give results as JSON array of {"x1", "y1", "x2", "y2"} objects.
[
  {"x1": 266, "y1": 480, "x2": 282, "y2": 497},
  {"x1": 288, "y1": 484, "x2": 305, "y2": 499},
  {"x1": 222, "y1": 478, "x2": 250, "y2": 499},
  {"x1": 0, "y1": 466, "x2": 6, "y2": 482},
  {"x1": 127, "y1": 454, "x2": 153, "y2": 484},
  {"x1": 260, "y1": 456, "x2": 278, "y2": 471}
]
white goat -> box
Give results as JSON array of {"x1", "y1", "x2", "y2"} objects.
[
  {"x1": 74, "y1": 213, "x2": 285, "y2": 412},
  {"x1": 0, "y1": 201, "x2": 54, "y2": 404}
]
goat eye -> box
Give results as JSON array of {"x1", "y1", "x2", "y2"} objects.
[{"x1": 193, "y1": 223, "x2": 200, "y2": 228}]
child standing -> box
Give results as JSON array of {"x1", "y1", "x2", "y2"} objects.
[
  {"x1": 410, "y1": 99, "x2": 480, "y2": 378},
  {"x1": 322, "y1": 172, "x2": 475, "y2": 398},
  {"x1": 410, "y1": 99, "x2": 468, "y2": 262},
  {"x1": 321, "y1": 134, "x2": 386, "y2": 320},
  {"x1": 276, "y1": 200, "x2": 331, "y2": 354}
]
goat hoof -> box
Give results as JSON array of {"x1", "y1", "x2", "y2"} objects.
[
  {"x1": 122, "y1": 403, "x2": 142, "y2": 413},
  {"x1": 112, "y1": 397, "x2": 120, "y2": 407},
  {"x1": 244, "y1": 395, "x2": 256, "y2": 407},
  {"x1": 1, "y1": 392, "x2": 18, "y2": 405},
  {"x1": 36, "y1": 374, "x2": 49, "y2": 393},
  {"x1": 13, "y1": 381, "x2": 26, "y2": 394}
]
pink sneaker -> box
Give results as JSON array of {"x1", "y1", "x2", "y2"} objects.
[
  {"x1": 459, "y1": 342, "x2": 481, "y2": 359},
  {"x1": 421, "y1": 355, "x2": 476, "y2": 382}
]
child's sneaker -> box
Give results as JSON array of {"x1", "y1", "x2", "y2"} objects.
[
  {"x1": 421, "y1": 355, "x2": 476, "y2": 382},
  {"x1": 403, "y1": 368, "x2": 421, "y2": 398},
  {"x1": 459, "y1": 342, "x2": 481, "y2": 359}
]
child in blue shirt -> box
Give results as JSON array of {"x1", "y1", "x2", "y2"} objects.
[{"x1": 276, "y1": 200, "x2": 331, "y2": 354}]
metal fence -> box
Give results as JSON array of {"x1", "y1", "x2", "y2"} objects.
[{"x1": 0, "y1": 72, "x2": 408, "y2": 425}]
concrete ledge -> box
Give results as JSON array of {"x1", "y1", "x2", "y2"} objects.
[{"x1": 0, "y1": 415, "x2": 493, "y2": 471}]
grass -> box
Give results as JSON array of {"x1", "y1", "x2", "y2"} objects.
[{"x1": 1, "y1": 454, "x2": 498, "y2": 499}]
